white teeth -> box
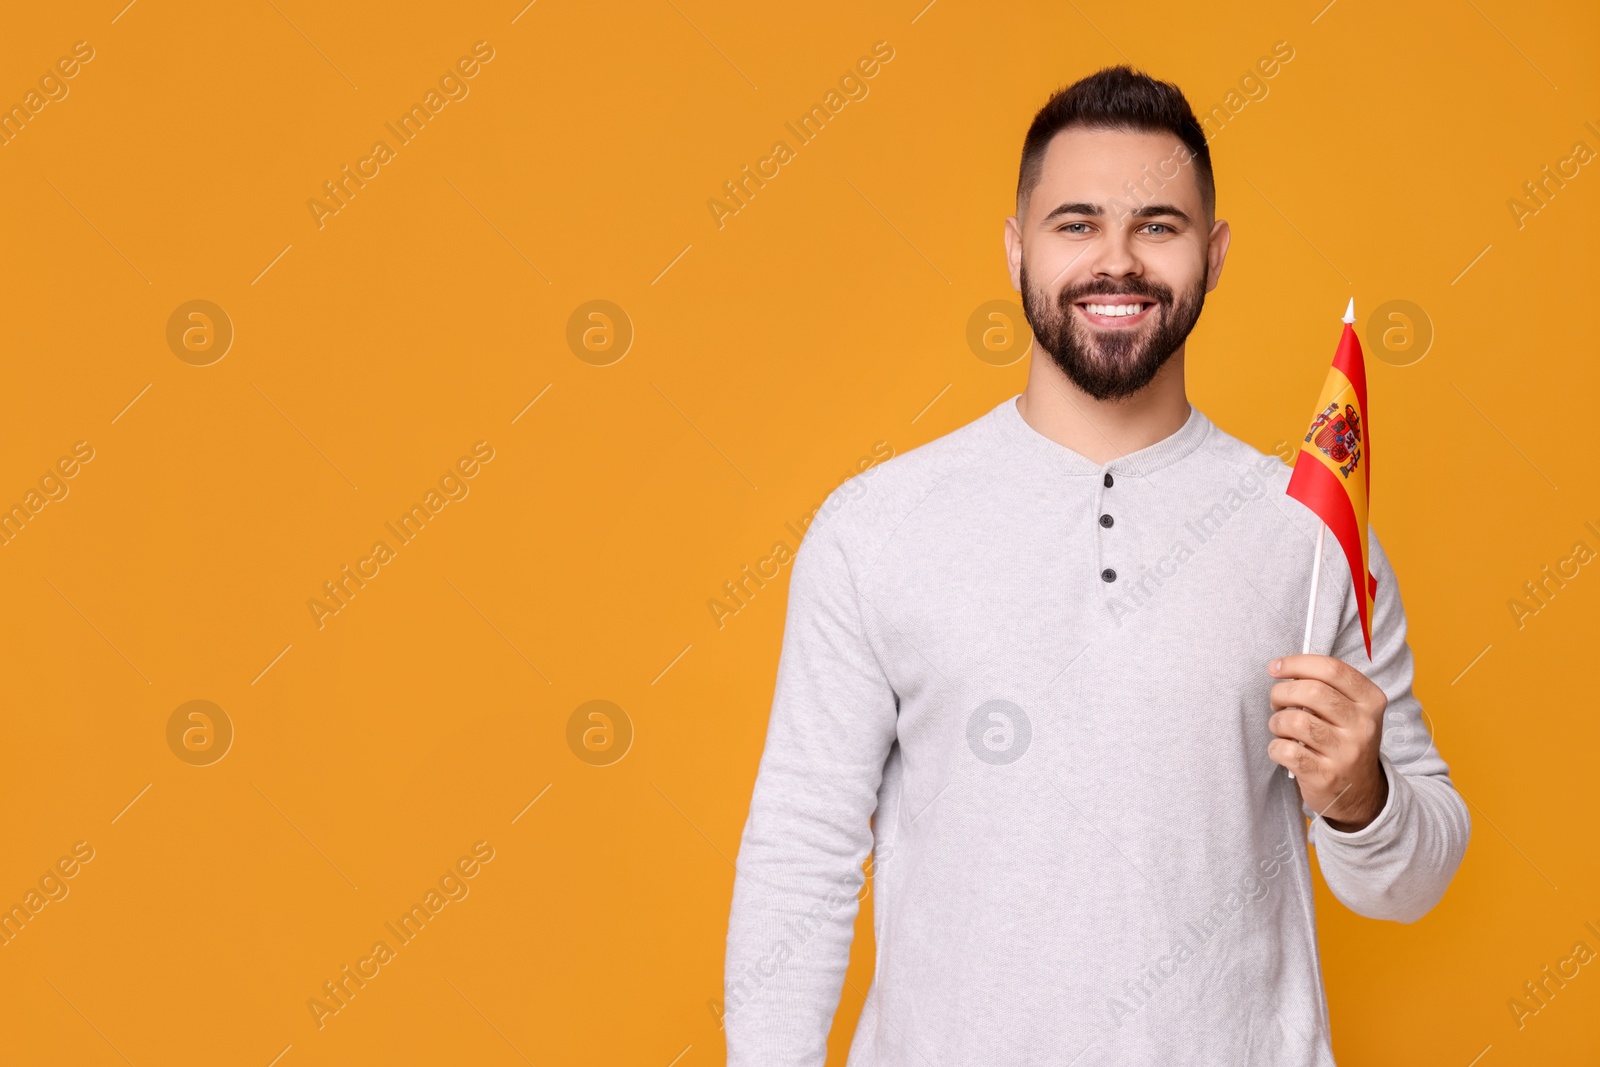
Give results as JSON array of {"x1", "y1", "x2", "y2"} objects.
[{"x1": 1084, "y1": 303, "x2": 1146, "y2": 317}]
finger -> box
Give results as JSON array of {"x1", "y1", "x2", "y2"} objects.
[
  {"x1": 1267, "y1": 653, "x2": 1371, "y2": 705},
  {"x1": 1267, "y1": 737, "x2": 1323, "y2": 779},
  {"x1": 1269, "y1": 681, "x2": 1357, "y2": 733},
  {"x1": 1267, "y1": 708, "x2": 1336, "y2": 755},
  {"x1": 1267, "y1": 677, "x2": 1343, "y2": 717}
]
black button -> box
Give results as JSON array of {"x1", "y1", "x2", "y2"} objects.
[
  {"x1": 1099, "y1": 513, "x2": 1114, "y2": 528},
  {"x1": 1101, "y1": 568, "x2": 1117, "y2": 582},
  {"x1": 1103, "y1": 472, "x2": 1114, "y2": 488}
]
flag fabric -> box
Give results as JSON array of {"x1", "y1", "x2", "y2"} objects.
[{"x1": 1286, "y1": 301, "x2": 1379, "y2": 659}]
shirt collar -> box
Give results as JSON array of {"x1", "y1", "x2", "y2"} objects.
[{"x1": 990, "y1": 392, "x2": 1213, "y2": 477}]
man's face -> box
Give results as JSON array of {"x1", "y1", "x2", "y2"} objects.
[{"x1": 1007, "y1": 126, "x2": 1227, "y2": 402}]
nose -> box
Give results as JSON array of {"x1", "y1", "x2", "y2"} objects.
[{"x1": 1085, "y1": 227, "x2": 1142, "y2": 287}]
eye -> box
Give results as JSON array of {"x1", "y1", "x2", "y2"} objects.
[
  {"x1": 1057, "y1": 222, "x2": 1091, "y2": 234},
  {"x1": 1142, "y1": 223, "x2": 1174, "y2": 235}
]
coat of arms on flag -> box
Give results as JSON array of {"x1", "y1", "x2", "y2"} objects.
[{"x1": 1307, "y1": 401, "x2": 1362, "y2": 478}]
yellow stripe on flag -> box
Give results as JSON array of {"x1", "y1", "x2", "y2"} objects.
[{"x1": 1296, "y1": 365, "x2": 1369, "y2": 620}]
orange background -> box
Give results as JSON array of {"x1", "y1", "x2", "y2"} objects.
[{"x1": 1, "y1": 1, "x2": 1596, "y2": 1063}]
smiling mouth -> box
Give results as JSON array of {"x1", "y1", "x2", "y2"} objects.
[{"x1": 1074, "y1": 300, "x2": 1157, "y2": 328}]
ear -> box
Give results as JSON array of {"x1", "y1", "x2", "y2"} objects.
[
  {"x1": 1004, "y1": 215, "x2": 1024, "y2": 292},
  {"x1": 1204, "y1": 218, "x2": 1231, "y2": 293}
]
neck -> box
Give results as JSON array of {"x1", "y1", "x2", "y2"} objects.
[{"x1": 1016, "y1": 346, "x2": 1191, "y2": 465}]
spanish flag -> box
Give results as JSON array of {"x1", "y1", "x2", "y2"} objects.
[{"x1": 1286, "y1": 299, "x2": 1379, "y2": 659}]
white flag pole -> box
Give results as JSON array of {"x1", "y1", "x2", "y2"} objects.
[
  {"x1": 1287, "y1": 524, "x2": 1324, "y2": 783},
  {"x1": 1287, "y1": 298, "x2": 1354, "y2": 782},
  {"x1": 1300, "y1": 524, "x2": 1325, "y2": 659}
]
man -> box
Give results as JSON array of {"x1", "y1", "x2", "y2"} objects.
[{"x1": 723, "y1": 65, "x2": 1469, "y2": 1066}]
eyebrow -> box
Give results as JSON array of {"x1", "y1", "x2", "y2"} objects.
[{"x1": 1040, "y1": 201, "x2": 1194, "y2": 226}]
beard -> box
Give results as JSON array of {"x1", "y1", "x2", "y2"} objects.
[{"x1": 1020, "y1": 260, "x2": 1208, "y2": 402}]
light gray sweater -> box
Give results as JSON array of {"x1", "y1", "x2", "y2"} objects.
[{"x1": 723, "y1": 394, "x2": 1469, "y2": 1066}]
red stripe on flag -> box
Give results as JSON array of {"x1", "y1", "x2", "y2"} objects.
[{"x1": 1286, "y1": 452, "x2": 1373, "y2": 659}]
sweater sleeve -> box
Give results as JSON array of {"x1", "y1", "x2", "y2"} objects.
[
  {"x1": 723, "y1": 511, "x2": 900, "y2": 1066},
  {"x1": 1305, "y1": 526, "x2": 1471, "y2": 923}
]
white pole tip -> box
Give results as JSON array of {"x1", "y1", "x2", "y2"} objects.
[{"x1": 1342, "y1": 297, "x2": 1355, "y2": 323}]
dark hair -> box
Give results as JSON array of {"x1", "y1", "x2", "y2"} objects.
[{"x1": 1016, "y1": 65, "x2": 1213, "y2": 225}]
